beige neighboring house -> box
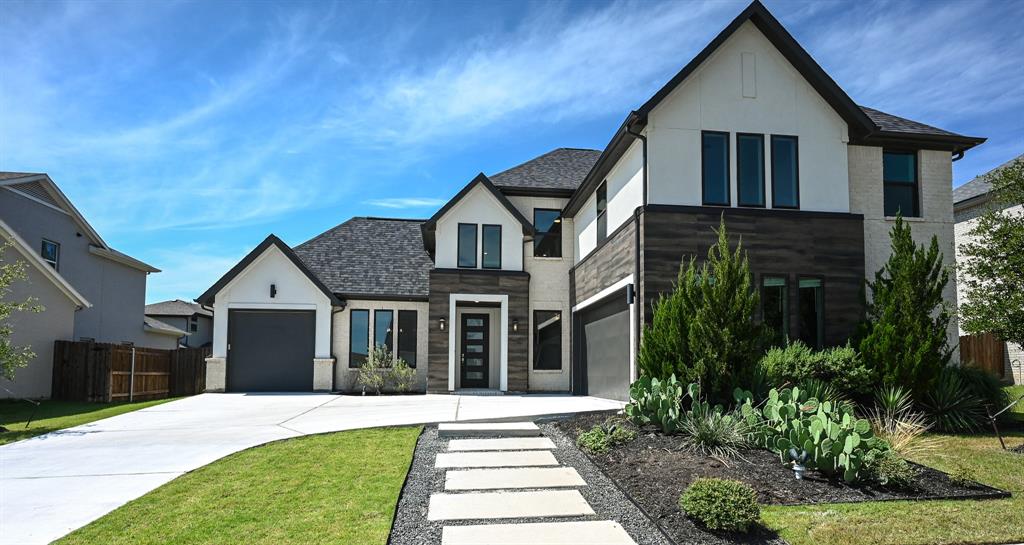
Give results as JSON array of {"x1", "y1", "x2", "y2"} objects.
[
  {"x1": 953, "y1": 154, "x2": 1024, "y2": 384},
  {"x1": 145, "y1": 299, "x2": 213, "y2": 348}
]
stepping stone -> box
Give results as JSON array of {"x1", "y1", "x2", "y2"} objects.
[
  {"x1": 442, "y1": 520, "x2": 637, "y2": 545},
  {"x1": 448, "y1": 437, "x2": 556, "y2": 451},
  {"x1": 427, "y1": 490, "x2": 594, "y2": 521},
  {"x1": 435, "y1": 451, "x2": 558, "y2": 469},
  {"x1": 445, "y1": 467, "x2": 586, "y2": 490},
  {"x1": 438, "y1": 422, "x2": 541, "y2": 437}
]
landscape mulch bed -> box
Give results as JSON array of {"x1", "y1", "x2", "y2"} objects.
[{"x1": 556, "y1": 410, "x2": 1010, "y2": 545}]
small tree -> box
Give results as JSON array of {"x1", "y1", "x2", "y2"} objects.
[
  {"x1": 959, "y1": 157, "x2": 1024, "y2": 350},
  {"x1": 389, "y1": 358, "x2": 416, "y2": 393},
  {"x1": 356, "y1": 345, "x2": 391, "y2": 395},
  {"x1": 856, "y1": 216, "x2": 952, "y2": 397},
  {"x1": 1, "y1": 245, "x2": 42, "y2": 382}
]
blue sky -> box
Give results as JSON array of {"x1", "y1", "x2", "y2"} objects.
[{"x1": 2, "y1": 0, "x2": 1022, "y2": 303}]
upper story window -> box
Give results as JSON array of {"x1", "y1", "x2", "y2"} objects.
[
  {"x1": 737, "y1": 133, "x2": 765, "y2": 207},
  {"x1": 883, "y1": 151, "x2": 919, "y2": 217},
  {"x1": 533, "y1": 209, "x2": 562, "y2": 258},
  {"x1": 771, "y1": 135, "x2": 799, "y2": 208},
  {"x1": 189, "y1": 316, "x2": 198, "y2": 332},
  {"x1": 596, "y1": 182, "x2": 608, "y2": 243},
  {"x1": 482, "y1": 224, "x2": 502, "y2": 269},
  {"x1": 702, "y1": 131, "x2": 730, "y2": 206},
  {"x1": 41, "y1": 239, "x2": 60, "y2": 270},
  {"x1": 457, "y1": 223, "x2": 477, "y2": 268}
]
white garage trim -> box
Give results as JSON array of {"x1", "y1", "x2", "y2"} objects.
[{"x1": 571, "y1": 274, "x2": 637, "y2": 386}]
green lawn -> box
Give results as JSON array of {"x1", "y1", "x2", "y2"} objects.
[
  {"x1": 56, "y1": 427, "x2": 422, "y2": 545},
  {"x1": 763, "y1": 432, "x2": 1024, "y2": 545},
  {"x1": 1006, "y1": 385, "x2": 1024, "y2": 423},
  {"x1": 0, "y1": 398, "x2": 180, "y2": 445}
]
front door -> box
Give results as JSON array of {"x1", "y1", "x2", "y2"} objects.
[{"x1": 460, "y1": 313, "x2": 489, "y2": 388}]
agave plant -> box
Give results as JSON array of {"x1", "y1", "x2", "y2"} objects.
[
  {"x1": 865, "y1": 385, "x2": 936, "y2": 457},
  {"x1": 920, "y1": 368, "x2": 986, "y2": 432}
]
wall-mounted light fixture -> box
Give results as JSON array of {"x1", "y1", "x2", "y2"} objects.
[
  {"x1": 270, "y1": 284, "x2": 277, "y2": 298},
  {"x1": 512, "y1": 319, "x2": 519, "y2": 332},
  {"x1": 439, "y1": 317, "x2": 446, "y2": 331}
]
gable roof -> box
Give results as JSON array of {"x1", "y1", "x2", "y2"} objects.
[
  {"x1": 420, "y1": 173, "x2": 535, "y2": 256},
  {"x1": 563, "y1": 0, "x2": 985, "y2": 216},
  {"x1": 145, "y1": 299, "x2": 213, "y2": 317},
  {"x1": 195, "y1": 234, "x2": 341, "y2": 306},
  {"x1": 293, "y1": 217, "x2": 433, "y2": 300},
  {"x1": 954, "y1": 153, "x2": 1024, "y2": 208},
  {"x1": 0, "y1": 218, "x2": 91, "y2": 308},
  {"x1": 490, "y1": 148, "x2": 602, "y2": 195}
]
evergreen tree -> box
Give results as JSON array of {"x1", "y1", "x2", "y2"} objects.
[{"x1": 856, "y1": 216, "x2": 952, "y2": 396}]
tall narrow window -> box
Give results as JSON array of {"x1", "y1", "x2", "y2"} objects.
[
  {"x1": 771, "y1": 135, "x2": 799, "y2": 208},
  {"x1": 189, "y1": 316, "x2": 198, "y2": 332},
  {"x1": 737, "y1": 133, "x2": 765, "y2": 207},
  {"x1": 762, "y1": 276, "x2": 788, "y2": 347},
  {"x1": 798, "y1": 278, "x2": 824, "y2": 349},
  {"x1": 702, "y1": 131, "x2": 730, "y2": 206},
  {"x1": 457, "y1": 223, "x2": 477, "y2": 268},
  {"x1": 596, "y1": 182, "x2": 608, "y2": 243},
  {"x1": 349, "y1": 309, "x2": 369, "y2": 367},
  {"x1": 533, "y1": 209, "x2": 562, "y2": 258},
  {"x1": 533, "y1": 310, "x2": 562, "y2": 370},
  {"x1": 398, "y1": 310, "x2": 417, "y2": 367},
  {"x1": 374, "y1": 310, "x2": 394, "y2": 351},
  {"x1": 883, "y1": 151, "x2": 918, "y2": 217},
  {"x1": 482, "y1": 224, "x2": 502, "y2": 269},
  {"x1": 41, "y1": 239, "x2": 60, "y2": 270}
]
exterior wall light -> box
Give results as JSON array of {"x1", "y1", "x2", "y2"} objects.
[
  {"x1": 270, "y1": 284, "x2": 277, "y2": 298},
  {"x1": 512, "y1": 319, "x2": 519, "y2": 332},
  {"x1": 439, "y1": 317, "x2": 446, "y2": 331}
]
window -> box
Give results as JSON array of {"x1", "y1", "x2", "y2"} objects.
[
  {"x1": 349, "y1": 309, "x2": 369, "y2": 367},
  {"x1": 702, "y1": 131, "x2": 730, "y2": 205},
  {"x1": 457, "y1": 223, "x2": 477, "y2": 268},
  {"x1": 374, "y1": 310, "x2": 394, "y2": 351},
  {"x1": 798, "y1": 278, "x2": 824, "y2": 349},
  {"x1": 40, "y1": 239, "x2": 59, "y2": 270},
  {"x1": 533, "y1": 310, "x2": 562, "y2": 370},
  {"x1": 189, "y1": 316, "x2": 198, "y2": 333},
  {"x1": 771, "y1": 135, "x2": 799, "y2": 208},
  {"x1": 398, "y1": 310, "x2": 417, "y2": 367},
  {"x1": 533, "y1": 209, "x2": 562, "y2": 258},
  {"x1": 762, "y1": 276, "x2": 788, "y2": 347},
  {"x1": 883, "y1": 151, "x2": 918, "y2": 217},
  {"x1": 482, "y1": 224, "x2": 501, "y2": 269},
  {"x1": 596, "y1": 182, "x2": 608, "y2": 243},
  {"x1": 737, "y1": 133, "x2": 765, "y2": 207}
]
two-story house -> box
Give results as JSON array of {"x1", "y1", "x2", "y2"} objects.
[
  {"x1": 197, "y1": 1, "x2": 983, "y2": 399},
  {"x1": 145, "y1": 299, "x2": 214, "y2": 348}
]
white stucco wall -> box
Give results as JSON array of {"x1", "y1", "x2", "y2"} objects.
[
  {"x1": 575, "y1": 140, "x2": 643, "y2": 261},
  {"x1": 331, "y1": 300, "x2": 430, "y2": 392},
  {"x1": 435, "y1": 184, "x2": 524, "y2": 271}
]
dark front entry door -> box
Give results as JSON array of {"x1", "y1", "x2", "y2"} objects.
[{"x1": 460, "y1": 313, "x2": 489, "y2": 388}]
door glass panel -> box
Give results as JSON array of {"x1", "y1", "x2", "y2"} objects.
[
  {"x1": 466, "y1": 318, "x2": 484, "y2": 327},
  {"x1": 466, "y1": 345, "x2": 483, "y2": 353},
  {"x1": 466, "y1": 331, "x2": 483, "y2": 340},
  {"x1": 465, "y1": 358, "x2": 483, "y2": 367},
  {"x1": 466, "y1": 371, "x2": 483, "y2": 380}
]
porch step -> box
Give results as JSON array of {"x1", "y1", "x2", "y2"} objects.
[
  {"x1": 447, "y1": 437, "x2": 556, "y2": 451},
  {"x1": 435, "y1": 450, "x2": 559, "y2": 469},
  {"x1": 445, "y1": 467, "x2": 586, "y2": 490},
  {"x1": 442, "y1": 521, "x2": 637, "y2": 545},
  {"x1": 427, "y1": 490, "x2": 594, "y2": 521},
  {"x1": 438, "y1": 422, "x2": 541, "y2": 438}
]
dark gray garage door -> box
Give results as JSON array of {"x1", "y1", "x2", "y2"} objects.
[
  {"x1": 576, "y1": 290, "x2": 631, "y2": 401},
  {"x1": 227, "y1": 309, "x2": 315, "y2": 392}
]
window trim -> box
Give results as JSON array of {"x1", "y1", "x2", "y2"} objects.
[
  {"x1": 701, "y1": 130, "x2": 731, "y2": 206},
  {"x1": 770, "y1": 134, "x2": 800, "y2": 209},
  {"x1": 348, "y1": 309, "x2": 370, "y2": 368},
  {"x1": 532, "y1": 208, "x2": 563, "y2": 258},
  {"x1": 882, "y1": 149, "x2": 920, "y2": 217},
  {"x1": 532, "y1": 309, "x2": 563, "y2": 371},
  {"x1": 481, "y1": 224, "x2": 502, "y2": 269},
  {"x1": 41, "y1": 238, "x2": 60, "y2": 271},
  {"x1": 397, "y1": 309, "x2": 417, "y2": 368},
  {"x1": 759, "y1": 273, "x2": 789, "y2": 346},
  {"x1": 736, "y1": 132, "x2": 766, "y2": 208},
  {"x1": 596, "y1": 182, "x2": 608, "y2": 244},
  {"x1": 456, "y1": 222, "x2": 478, "y2": 268},
  {"x1": 796, "y1": 275, "x2": 826, "y2": 349}
]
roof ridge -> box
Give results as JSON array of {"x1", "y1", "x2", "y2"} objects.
[{"x1": 359, "y1": 216, "x2": 427, "y2": 222}]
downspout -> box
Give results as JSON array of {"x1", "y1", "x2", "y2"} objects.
[{"x1": 626, "y1": 113, "x2": 648, "y2": 371}]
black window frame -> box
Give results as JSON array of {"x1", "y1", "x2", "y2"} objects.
[
  {"x1": 797, "y1": 276, "x2": 825, "y2": 349},
  {"x1": 374, "y1": 309, "x2": 394, "y2": 352},
  {"x1": 883, "y1": 150, "x2": 920, "y2": 217},
  {"x1": 349, "y1": 309, "x2": 370, "y2": 368},
  {"x1": 532, "y1": 309, "x2": 562, "y2": 371},
  {"x1": 596, "y1": 182, "x2": 608, "y2": 244},
  {"x1": 736, "y1": 132, "x2": 766, "y2": 208},
  {"x1": 41, "y1": 238, "x2": 60, "y2": 271},
  {"x1": 481, "y1": 224, "x2": 502, "y2": 269},
  {"x1": 533, "y1": 208, "x2": 563, "y2": 258},
  {"x1": 457, "y1": 222, "x2": 478, "y2": 268},
  {"x1": 760, "y1": 274, "x2": 789, "y2": 347},
  {"x1": 701, "y1": 130, "x2": 731, "y2": 206},
  {"x1": 397, "y1": 310, "x2": 417, "y2": 368},
  {"x1": 770, "y1": 134, "x2": 800, "y2": 209}
]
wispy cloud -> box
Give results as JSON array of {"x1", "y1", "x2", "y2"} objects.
[{"x1": 363, "y1": 197, "x2": 447, "y2": 209}]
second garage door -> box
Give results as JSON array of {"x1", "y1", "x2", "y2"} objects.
[
  {"x1": 576, "y1": 290, "x2": 631, "y2": 401},
  {"x1": 227, "y1": 309, "x2": 316, "y2": 392}
]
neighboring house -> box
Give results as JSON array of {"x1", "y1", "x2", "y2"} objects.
[
  {"x1": 953, "y1": 154, "x2": 1023, "y2": 384},
  {"x1": 0, "y1": 172, "x2": 175, "y2": 398},
  {"x1": 198, "y1": 1, "x2": 983, "y2": 400},
  {"x1": 145, "y1": 299, "x2": 214, "y2": 348}
]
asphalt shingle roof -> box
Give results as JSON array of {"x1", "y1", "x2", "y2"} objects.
[
  {"x1": 490, "y1": 148, "x2": 602, "y2": 191},
  {"x1": 294, "y1": 217, "x2": 432, "y2": 299},
  {"x1": 953, "y1": 153, "x2": 1024, "y2": 204},
  {"x1": 859, "y1": 106, "x2": 961, "y2": 137},
  {"x1": 0, "y1": 172, "x2": 42, "y2": 181},
  {"x1": 145, "y1": 299, "x2": 212, "y2": 317},
  {"x1": 144, "y1": 316, "x2": 187, "y2": 335}
]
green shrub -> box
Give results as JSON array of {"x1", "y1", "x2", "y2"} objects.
[
  {"x1": 864, "y1": 450, "x2": 917, "y2": 489},
  {"x1": 356, "y1": 346, "x2": 390, "y2": 394},
  {"x1": 920, "y1": 367, "x2": 986, "y2": 432},
  {"x1": 679, "y1": 478, "x2": 760, "y2": 533},
  {"x1": 389, "y1": 359, "x2": 416, "y2": 392},
  {"x1": 678, "y1": 403, "x2": 752, "y2": 459},
  {"x1": 624, "y1": 375, "x2": 685, "y2": 434},
  {"x1": 948, "y1": 463, "x2": 979, "y2": 487},
  {"x1": 576, "y1": 418, "x2": 636, "y2": 454},
  {"x1": 758, "y1": 341, "x2": 874, "y2": 397}
]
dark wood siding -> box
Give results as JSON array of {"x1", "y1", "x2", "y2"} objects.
[
  {"x1": 571, "y1": 217, "x2": 636, "y2": 305},
  {"x1": 427, "y1": 269, "x2": 531, "y2": 392},
  {"x1": 639, "y1": 205, "x2": 865, "y2": 347}
]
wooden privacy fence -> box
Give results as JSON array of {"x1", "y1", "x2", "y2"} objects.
[
  {"x1": 52, "y1": 341, "x2": 210, "y2": 402},
  {"x1": 960, "y1": 332, "x2": 1005, "y2": 379}
]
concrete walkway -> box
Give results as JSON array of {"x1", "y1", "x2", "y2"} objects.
[{"x1": 0, "y1": 392, "x2": 622, "y2": 545}]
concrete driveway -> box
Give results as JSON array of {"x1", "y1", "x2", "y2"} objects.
[{"x1": 0, "y1": 392, "x2": 623, "y2": 545}]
